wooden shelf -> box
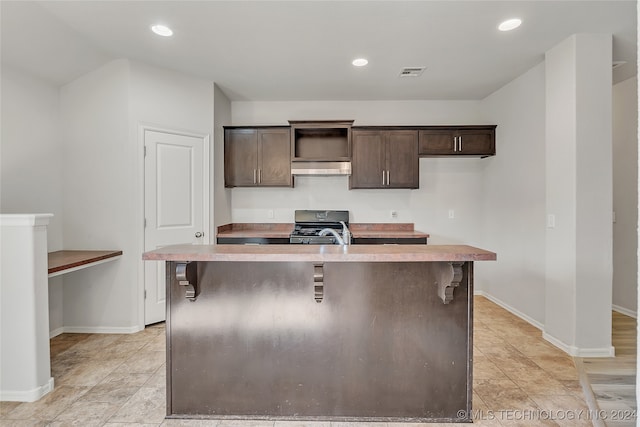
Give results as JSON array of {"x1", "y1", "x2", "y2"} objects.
[{"x1": 48, "y1": 250, "x2": 122, "y2": 278}]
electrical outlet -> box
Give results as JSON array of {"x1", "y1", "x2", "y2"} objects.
[
  {"x1": 390, "y1": 210, "x2": 398, "y2": 219},
  {"x1": 267, "y1": 209, "x2": 274, "y2": 219},
  {"x1": 448, "y1": 209, "x2": 455, "y2": 219}
]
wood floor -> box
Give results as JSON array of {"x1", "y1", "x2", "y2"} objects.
[
  {"x1": 0, "y1": 296, "x2": 631, "y2": 426},
  {"x1": 578, "y1": 311, "x2": 637, "y2": 427}
]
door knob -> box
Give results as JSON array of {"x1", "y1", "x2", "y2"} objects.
[{"x1": 195, "y1": 232, "x2": 204, "y2": 238}]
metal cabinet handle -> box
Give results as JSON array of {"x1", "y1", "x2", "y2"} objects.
[
  {"x1": 382, "y1": 170, "x2": 386, "y2": 186},
  {"x1": 459, "y1": 136, "x2": 463, "y2": 152},
  {"x1": 386, "y1": 170, "x2": 390, "y2": 186},
  {"x1": 253, "y1": 169, "x2": 257, "y2": 184},
  {"x1": 195, "y1": 232, "x2": 204, "y2": 238},
  {"x1": 258, "y1": 169, "x2": 261, "y2": 184},
  {"x1": 453, "y1": 136, "x2": 457, "y2": 152}
]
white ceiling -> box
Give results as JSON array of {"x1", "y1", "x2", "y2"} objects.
[{"x1": 1, "y1": 1, "x2": 636, "y2": 101}]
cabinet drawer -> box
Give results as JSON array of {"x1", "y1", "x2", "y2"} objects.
[
  {"x1": 217, "y1": 237, "x2": 291, "y2": 244},
  {"x1": 352, "y1": 237, "x2": 427, "y2": 245}
]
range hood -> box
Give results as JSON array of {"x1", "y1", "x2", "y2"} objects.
[{"x1": 291, "y1": 161, "x2": 352, "y2": 176}]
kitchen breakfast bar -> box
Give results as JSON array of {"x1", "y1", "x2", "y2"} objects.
[{"x1": 142, "y1": 244, "x2": 496, "y2": 423}]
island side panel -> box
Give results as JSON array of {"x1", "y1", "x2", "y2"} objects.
[
  {"x1": 165, "y1": 261, "x2": 172, "y2": 416},
  {"x1": 166, "y1": 261, "x2": 472, "y2": 421}
]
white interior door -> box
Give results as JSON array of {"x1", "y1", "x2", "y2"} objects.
[{"x1": 144, "y1": 129, "x2": 206, "y2": 325}]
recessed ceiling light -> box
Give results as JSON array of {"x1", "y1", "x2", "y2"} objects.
[
  {"x1": 498, "y1": 18, "x2": 522, "y2": 32},
  {"x1": 151, "y1": 24, "x2": 173, "y2": 37},
  {"x1": 352, "y1": 58, "x2": 368, "y2": 67}
]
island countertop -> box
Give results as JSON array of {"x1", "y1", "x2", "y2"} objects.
[{"x1": 142, "y1": 243, "x2": 496, "y2": 262}]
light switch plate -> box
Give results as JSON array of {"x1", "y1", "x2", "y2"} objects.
[{"x1": 547, "y1": 214, "x2": 556, "y2": 228}]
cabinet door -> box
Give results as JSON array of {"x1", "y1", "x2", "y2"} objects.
[
  {"x1": 386, "y1": 131, "x2": 419, "y2": 189},
  {"x1": 258, "y1": 129, "x2": 292, "y2": 187},
  {"x1": 225, "y1": 129, "x2": 258, "y2": 187},
  {"x1": 350, "y1": 130, "x2": 385, "y2": 189},
  {"x1": 418, "y1": 129, "x2": 455, "y2": 155},
  {"x1": 457, "y1": 129, "x2": 495, "y2": 156}
]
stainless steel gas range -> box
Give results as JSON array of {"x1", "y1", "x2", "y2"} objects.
[{"x1": 289, "y1": 210, "x2": 350, "y2": 244}]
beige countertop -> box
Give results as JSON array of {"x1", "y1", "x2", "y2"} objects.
[
  {"x1": 142, "y1": 244, "x2": 495, "y2": 263},
  {"x1": 217, "y1": 223, "x2": 293, "y2": 238},
  {"x1": 216, "y1": 223, "x2": 429, "y2": 239}
]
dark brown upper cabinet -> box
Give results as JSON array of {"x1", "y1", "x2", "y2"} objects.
[
  {"x1": 224, "y1": 127, "x2": 292, "y2": 188},
  {"x1": 289, "y1": 120, "x2": 353, "y2": 161},
  {"x1": 419, "y1": 126, "x2": 496, "y2": 157},
  {"x1": 350, "y1": 129, "x2": 419, "y2": 189}
]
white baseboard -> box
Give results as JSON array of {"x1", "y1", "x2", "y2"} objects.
[
  {"x1": 475, "y1": 290, "x2": 616, "y2": 358},
  {"x1": 612, "y1": 304, "x2": 637, "y2": 319},
  {"x1": 0, "y1": 377, "x2": 54, "y2": 402},
  {"x1": 474, "y1": 290, "x2": 544, "y2": 330},
  {"x1": 49, "y1": 325, "x2": 143, "y2": 337},
  {"x1": 543, "y1": 332, "x2": 615, "y2": 357},
  {"x1": 49, "y1": 327, "x2": 65, "y2": 339}
]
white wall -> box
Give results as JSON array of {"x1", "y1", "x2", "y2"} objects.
[
  {"x1": 544, "y1": 34, "x2": 613, "y2": 356},
  {"x1": 0, "y1": 215, "x2": 54, "y2": 401},
  {"x1": 1, "y1": 66, "x2": 63, "y2": 250},
  {"x1": 59, "y1": 59, "x2": 215, "y2": 331},
  {"x1": 0, "y1": 65, "x2": 65, "y2": 334},
  {"x1": 476, "y1": 62, "x2": 547, "y2": 326},
  {"x1": 130, "y1": 61, "x2": 214, "y2": 136},
  {"x1": 612, "y1": 76, "x2": 638, "y2": 316},
  {"x1": 130, "y1": 61, "x2": 215, "y2": 325},
  {"x1": 213, "y1": 84, "x2": 232, "y2": 230},
  {"x1": 130, "y1": 59, "x2": 215, "y2": 247},
  {"x1": 60, "y1": 59, "x2": 136, "y2": 332},
  {"x1": 230, "y1": 100, "x2": 489, "y2": 244},
  {"x1": 233, "y1": 100, "x2": 485, "y2": 126}
]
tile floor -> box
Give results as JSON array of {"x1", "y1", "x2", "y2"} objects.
[
  {"x1": 0, "y1": 297, "x2": 602, "y2": 426},
  {"x1": 579, "y1": 311, "x2": 637, "y2": 427}
]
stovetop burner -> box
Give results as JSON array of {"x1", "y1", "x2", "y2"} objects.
[{"x1": 289, "y1": 210, "x2": 349, "y2": 244}]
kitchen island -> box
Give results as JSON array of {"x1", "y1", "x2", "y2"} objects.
[{"x1": 143, "y1": 244, "x2": 496, "y2": 423}]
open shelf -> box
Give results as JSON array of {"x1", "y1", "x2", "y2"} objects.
[{"x1": 290, "y1": 120, "x2": 353, "y2": 162}]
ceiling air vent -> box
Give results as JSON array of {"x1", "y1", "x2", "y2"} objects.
[{"x1": 399, "y1": 67, "x2": 426, "y2": 77}]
